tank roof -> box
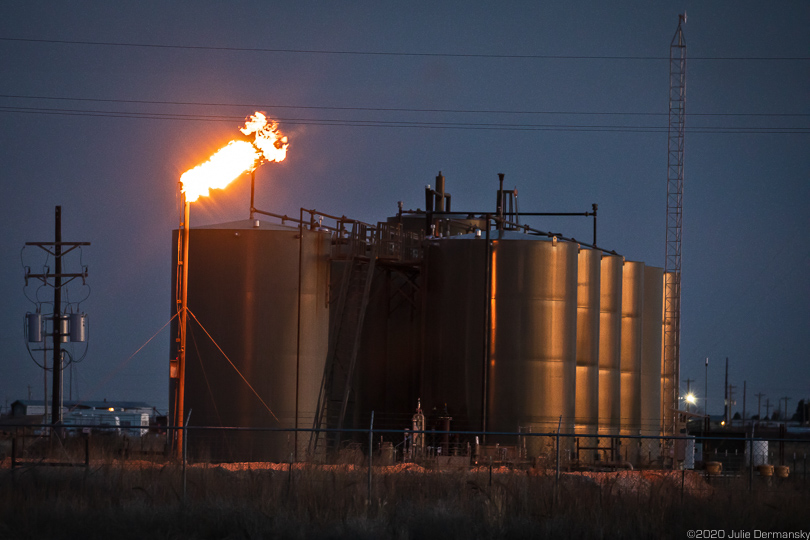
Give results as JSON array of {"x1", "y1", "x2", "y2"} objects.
[{"x1": 193, "y1": 219, "x2": 298, "y2": 231}]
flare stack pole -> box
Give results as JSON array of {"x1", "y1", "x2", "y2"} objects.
[{"x1": 175, "y1": 197, "x2": 190, "y2": 459}]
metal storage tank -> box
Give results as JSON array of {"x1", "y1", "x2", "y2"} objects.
[
  {"x1": 170, "y1": 220, "x2": 330, "y2": 462},
  {"x1": 487, "y1": 235, "x2": 578, "y2": 439},
  {"x1": 423, "y1": 232, "x2": 579, "y2": 452},
  {"x1": 641, "y1": 265, "x2": 664, "y2": 438},
  {"x1": 575, "y1": 248, "x2": 601, "y2": 438},
  {"x1": 660, "y1": 271, "x2": 678, "y2": 432},
  {"x1": 598, "y1": 254, "x2": 623, "y2": 436},
  {"x1": 620, "y1": 261, "x2": 644, "y2": 436},
  {"x1": 422, "y1": 236, "x2": 487, "y2": 432}
]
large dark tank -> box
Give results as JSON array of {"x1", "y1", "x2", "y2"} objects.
[{"x1": 170, "y1": 219, "x2": 329, "y2": 462}]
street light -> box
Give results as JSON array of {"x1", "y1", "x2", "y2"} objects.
[
  {"x1": 172, "y1": 112, "x2": 288, "y2": 458},
  {"x1": 685, "y1": 392, "x2": 696, "y2": 413}
]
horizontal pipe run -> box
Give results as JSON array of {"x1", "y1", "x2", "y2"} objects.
[
  {"x1": 404, "y1": 211, "x2": 596, "y2": 217},
  {"x1": 427, "y1": 213, "x2": 619, "y2": 257},
  {"x1": 252, "y1": 207, "x2": 375, "y2": 230}
]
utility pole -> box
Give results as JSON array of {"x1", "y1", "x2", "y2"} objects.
[
  {"x1": 765, "y1": 399, "x2": 772, "y2": 420},
  {"x1": 24, "y1": 207, "x2": 90, "y2": 427},
  {"x1": 704, "y1": 357, "x2": 709, "y2": 431},
  {"x1": 53, "y1": 208, "x2": 62, "y2": 425},
  {"x1": 742, "y1": 381, "x2": 747, "y2": 426},
  {"x1": 755, "y1": 392, "x2": 765, "y2": 420},
  {"x1": 728, "y1": 384, "x2": 736, "y2": 424},
  {"x1": 781, "y1": 397, "x2": 791, "y2": 424}
]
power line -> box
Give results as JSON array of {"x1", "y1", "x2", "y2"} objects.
[
  {"x1": 2, "y1": 94, "x2": 808, "y2": 118},
  {"x1": 1, "y1": 105, "x2": 807, "y2": 134},
  {"x1": 2, "y1": 37, "x2": 808, "y2": 61}
]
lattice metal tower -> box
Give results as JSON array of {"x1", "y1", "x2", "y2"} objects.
[{"x1": 662, "y1": 14, "x2": 686, "y2": 437}]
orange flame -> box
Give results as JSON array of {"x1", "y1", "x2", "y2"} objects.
[{"x1": 181, "y1": 112, "x2": 289, "y2": 203}]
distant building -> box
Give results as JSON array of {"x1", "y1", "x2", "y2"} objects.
[
  {"x1": 10, "y1": 400, "x2": 155, "y2": 419},
  {"x1": 9, "y1": 399, "x2": 156, "y2": 437},
  {"x1": 62, "y1": 410, "x2": 151, "y2": 437}
]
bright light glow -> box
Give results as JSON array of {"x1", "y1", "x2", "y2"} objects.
[
  {"x1": 108, "y1": 407, "x2": 114, "y2": 411},
  {"x1": 685, "y1": 393, "x2": 696, "y2": 405},
  {"x1": 180, "y1": 112, "x2": 289, "y2": 203}
]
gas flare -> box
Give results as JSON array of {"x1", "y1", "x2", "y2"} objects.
[{"x1": 181, "y1": 112, "x2": 289, "y2": 202}]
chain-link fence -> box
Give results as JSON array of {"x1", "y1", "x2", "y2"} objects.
[{"x1": 3, "y1": 422, "x2": 808, "y2": 488}]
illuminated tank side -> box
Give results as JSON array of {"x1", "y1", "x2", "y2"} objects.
[
  {"x1": 598, "y1": 254, "x2": 623, "y2": 437},
  {"x1": 170, "y1": 220, "x2": 329, "y2": 462},
  {"x1": 620, "y1": 261, "x2": 645, "y2": 437},
  {"x1": 487, "y1": 236, "x2": 578, "y2": 443},
  {"x1": 660, "y1": 271, "x2": 678, "y2": 435},
  {"x1": 619, "y1": 261, "x2": 644, "y2": 464},
  {"x1": 575, "y1": 247, "x2": 601, "y2": 448},
  {"x1": 641, "y1": 265, "x2": 664, "y2": 460}
]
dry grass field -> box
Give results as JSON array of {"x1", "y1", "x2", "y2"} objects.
[{"x1": 1, "y1": 436, "x2": 808, "y2": 539}]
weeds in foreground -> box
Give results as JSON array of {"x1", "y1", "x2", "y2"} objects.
[{"x1": 0, "y1": 457, "x2": 808, "y2": 539}]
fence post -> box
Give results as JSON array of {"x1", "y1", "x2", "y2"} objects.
[
  {"x1": 11, "y1": 435, "x2": 16, "y2": 469},
  {"x1": 555, "y1": 416, "x2": 562, "y2": 504},
  {"x1": 288, "y1": 452, "x2": 294, "y2": 496},
  {"x1": 182, "y1": 426, "x2": 187, "y2": 504},
  {"x1": 368, "y1": 411, "x2": 374, "y2": 504},
  {"x1": 556, "y1": 416, "x2": 562, "y2": 483},
  {"x1": 182, "y1": 410, "x2": 191, "y2": 505},
  {"x1": 748, "y1": 435, "x2": 753, "y2": 492},
  {"x1": 793, "y1": 453, "x2": 797, "y2": 482}
]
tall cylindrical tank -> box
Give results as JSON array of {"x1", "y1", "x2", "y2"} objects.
[
  {"x1": 620, "y1": 261, "x2": 644, "y2": 436},
  {"x1": 575, "y1": 248, "x2": 601, "y2": 437},
  {"x1": 660, "y1": 271, "x2": 679, "y2": 434},
  {"x1": 422, "y1": 236, "x2": 487, "y2": 432},
  {"x1": 599, "y1": 254, "x2": 623, "y2": 436},
  {"x1": 170, "y1": 220, "x2": 330, "y2": 462},
  {"x1": 487, "y1": 237, "x2": 578, "y2": 438},
  {"x1": 641, "y1": 265, "x2": 664, "y2": 439}
]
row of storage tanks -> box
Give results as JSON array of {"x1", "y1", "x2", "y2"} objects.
[{"x1": 171, "y1": 216, "x2": 666, "y2": 462}]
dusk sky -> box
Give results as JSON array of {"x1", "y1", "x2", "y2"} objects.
[{"x1": 1, "y1": 2, "x2": 807, "y2": 419}]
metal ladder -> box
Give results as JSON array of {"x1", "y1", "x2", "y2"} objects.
[{"x1": 309, "y1": 249, "x2": 377, "y2": 458}]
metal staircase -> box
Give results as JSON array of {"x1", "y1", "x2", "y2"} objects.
[{"x1": 309, "y1": 247, "x2": 377, "y2": 457}]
